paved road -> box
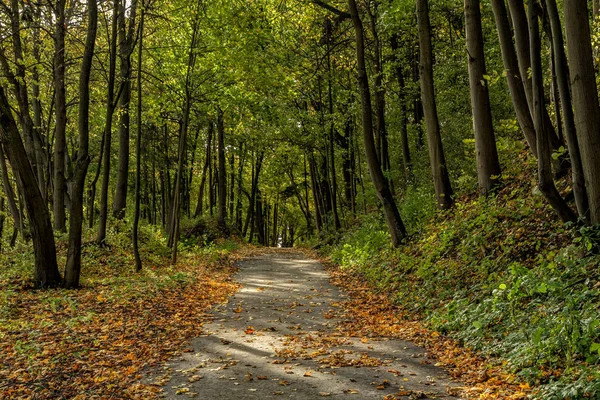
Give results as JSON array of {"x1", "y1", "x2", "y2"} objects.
[{"x1": 151, "y1": 252, "x2": 460, "y2": 399}]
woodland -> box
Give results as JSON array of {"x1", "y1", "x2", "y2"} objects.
[{"x1": 2, "y1": 0, "x2": 600, "y2": 398}]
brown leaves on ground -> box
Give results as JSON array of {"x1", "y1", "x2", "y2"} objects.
[
  {"x1": 321, "y1": 261, "x2": 531, "y2": 399},
  {"x1": 0, "y1": 249, "x2": 242, "y2": 399}
]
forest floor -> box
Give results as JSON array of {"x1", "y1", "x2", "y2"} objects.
[{"x1": 149, "y1": 250, "x2": 461, "y2": 399}]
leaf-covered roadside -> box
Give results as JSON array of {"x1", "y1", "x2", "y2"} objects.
[
  {"x1": 0, "y1": 234, "x2": 245, "y2": 399},
  {"x1": 320, "y1": 260, "x2": 529, "y2": 399}
]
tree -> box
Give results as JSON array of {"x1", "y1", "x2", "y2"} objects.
[
  {"x1": 464, "y1": 0, "x2": 501, "y2": 195},
  {"x1": 564, "y1": 0, "x2": 600, "y2": 223},
  {"x1": 52, "y1": 0, "x2": 67, "y2": 232},
  {"x1": 544, "y1": 0, "x2": 588, "y2": 220},
  {"x1": 113, "y1": 0, "x2": 139, "y2": 220},
  {"x1": 348, "y1": 0, "x2": 407, "y2": 247},
  {"x1": 133, "y1": 0, "x2": 145, "y2": 272},
  {"x1": 217, "y1": 107, "x2": 227, "y2": 228},
  {"x1": 416, "y1": 0, "x2": 454, "y2": 209},
  {"x1": 529, "y1": 1, "x2": 575, "y2": 222},
  {"x1": 97, "y1": 0, "x2": 121, "y2": 244},
  {"x1": 491, "y1": 0, "x2": 538, "y2": 156},
  {"x1": 65, "y1": 0, "x2": 98, "y2": 288},
  {"x1": 0, "y1": 87, "x2": 62, "y2": 287}
]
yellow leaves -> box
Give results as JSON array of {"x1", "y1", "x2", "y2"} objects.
[
  {"x1": 233, "y1": 305, "x2": 243, "y2": 313},
  {"x1": 303, "y1": 370, "x2": 312, "y2": 377}
]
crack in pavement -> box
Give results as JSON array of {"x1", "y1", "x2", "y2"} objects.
[{"x1": 149, "y1": 252, "x2": 461, "y2": 399}]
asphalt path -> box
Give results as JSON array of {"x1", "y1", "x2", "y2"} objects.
[{"x1": 151, "y1": 252, "x2": 460, "y2": 399}]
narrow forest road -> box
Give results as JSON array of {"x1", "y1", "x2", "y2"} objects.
[{"x1": 149, "y1": 252, "x2": 461, "y2": 399}]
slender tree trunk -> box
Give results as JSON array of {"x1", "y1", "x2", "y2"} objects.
[
  {"x1": 133, "y1": 3, "x2": 144, "y2": 272},
  {"x1": 391, "y1": 35, "x2": 413, "y2": 185},
  {"x1": 545, "y1": 0, "x2": 588, "y2": 220},
  {"x1": 565, "y1": 0, "x2": 600, "y2": 223},
  {"x1": 0, "y1": 145, "x2": 23, "y2": 239},
  {"x1": 417, "y1": 0, "x2": 454, "y2": 209},
  {"x1": 465, "y1": 0, "x2": 501, "y2": 195},
  {"x1": 194, "y1": 124, "x2": 212, "y2": 218},
  {"x1": 229, "y1": 153, "x2": 235, "y2": 220},
  {"x1": 326, "y1": 52, "x2": 341, "y2": 230},
  {"x1": 64, "y1": 0, "x2": 98, "y2": 288},
  {"x1": 0, "y1": 87, "x2": 61, "y2": 287},
  {"x1": 97, "y1": 0, "x2": 120, "y2": 244},
  {"x1": 0, "y1": 197, "x2": 4, "y2": 252},
  {"x1": 113, "y1": 0, "x2": 138, "y2": 220},
  {"x1": 529, "y1": 2, "x2": 576, "y2": 222},
  {"x1": 491, "y1": 0, "x2": 538, "y2": 156},
  {"x1": 169, "y1": 9, "x2": 199, "y2": 262},
  {"x1": 217, "y1": 108, "x2": 227, "y2": 228},
  {"x1": 52, "y1": 0, "x2": 67, "y2": 232},
  {"x1": 348, "y1": 0, "x2": 407, "y2": 246},
  {"x1": 507, "y1": 0, "x2": 562, "y2": 150},
  {"x1": 31, "y1": 11, "x2": 47, "y2": 199}
]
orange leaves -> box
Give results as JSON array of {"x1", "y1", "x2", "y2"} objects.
[
  {"x1": 244, "y1": 326, "x2": 256, "y2": 334},
  {"x1": 0, "y1": 250, "x2": 240, "y2": 399}
]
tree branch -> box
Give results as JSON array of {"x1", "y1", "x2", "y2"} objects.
[{"x1": 310, "y1": 0, "x2": 350, "y2": 19}]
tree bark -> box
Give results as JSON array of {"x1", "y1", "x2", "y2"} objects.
[
  {"x1": 417, "y1": 0, "x2": 454, "y2": 209},
  {"x1": 52, "y1": 0, "x2": 67, "y2": 232},
  {"x1": 391, "y1": 35, "x2": 413, "y2": 185},
  {"x1": 0, "y1": 144, "x2": 23, "y2": 239},
  {"x1": 465, "y1": 0, "x2": 501, "y2": 196},
  {"x1": 348, "y1": 0, "x2": 407, "y2": 246},
  {"x1": 0, "y1": 87, "x2": 62, "y2": 287},
  {"x1": 65, "y1": 0, "x2": 98, "y2": 288},
  {"x1": 491, "y1": 0, "x2": 538, "y2": 156},
  {"x1": 113, "y1": 0, "x2": 138, "y2": 220},
  {"x1": 564, "y1": 0, "x2": 600, "y2": 223},
  {"x1": 529, "y1": 2, "x2": 576, "y2": 223},
  {"x1": 133, "y1": 2, "x2": 145, "y2": 272},
  {"x1": 545, "y1": 0, "x2": 588, "y2": 220},
  {"x1": 217, "y1": 108, "x2": 227, "y2": 228},
  {"x1": 97, "y1": 0, "x2": 120, "y2": 244},
  {"x1": 507, "y1": 0, "x2": 562, "y2": 151}
]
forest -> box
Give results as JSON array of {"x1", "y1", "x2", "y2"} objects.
[{"x1": 2, "y1": 0, "x2": 600, "y2": 398}]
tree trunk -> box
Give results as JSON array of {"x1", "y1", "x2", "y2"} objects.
[
  {"x1": 133, "y1": 2, "x2": 144, "y2": 272},
  {"x1": 545, "y1": 0, "x2": 588, "y2": 220},
  {"x1": 113, "y1": 0, "x2": 138, "y2": 220},
  {"x1": 52, "y1": 0, "x2": 67, "y2": 232},
  {"x1": 194, "y1": 123, "x2": 212, "y2": 218},
  {"x1": 491, "y1": 0, "x2": 538, "y2": 156},
  {"x1": 529, "y1": 2, "x2": 576, "y2": 223},
  {"x1": 348, "y1": 0, "x2": 407, "y2": 246},
  {"x1": 465, "y1": 0, "x2": 502, "y2": 196},
  {"x1": 65, "y1": 0, "x2": 98, "y2": 288},
  {"x1": 0, "y1": 144, "x2": 23, "y2": 239},
  {"x1": 507, "y1": 0, "x2": 562, "y2": 150},
  {"x1": 565, "y1": 0, "x2": 600, "y2": 223},
  {"x1": 217, "y1": 107, "x2": 227, "y2": 228},
  {"x1": 97, "y1": 0, "x2": 120, "y2": 244},
  {"x1": 417, "y1": 0, "x2": 454, "y2": 209},
  {"x1": 0, "y1": 87, "x2": 62, "y2": 287},
  {"x1": 391, "y1": 35, "x2": 413, "y2": 185}
]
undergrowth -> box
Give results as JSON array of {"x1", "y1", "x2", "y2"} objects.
[{"x1": 324, "y1": 161, "x2": 600, "y2": 399}]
